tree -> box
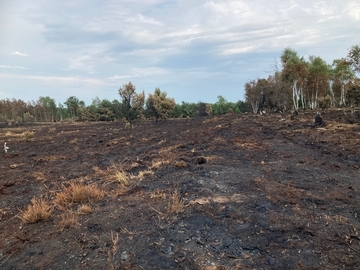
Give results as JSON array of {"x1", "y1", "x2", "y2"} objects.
[
  {"x1": 347, "y1": 78, "x2": 360, "y2": 107},
  {"x1": 332, "y1": 59, "x2": 355, "y2": 107},
  {"x1": 281, "y1": 48, "x2": 308, "y2": 111},
  {"x1": 347, "y1": 44, "x2": 360, "y2": 76},
  {"x1": 244, "y1": 79, "x2": 268, "y2": 113},
  {"x1": 178, "y1": 102, "x2": 197, "y2": 118},
  {"x1": 64, "y1": 96, "x2": 83, "y2": 120},
  {"x1": 118, "y1": 82, "x2": 145, "y2": 127},
  {"x1": 306, "y1": 56, "x2": 331, "y2": 109},
  {"x1": 146, "y1": 88, "x2": 175, "y2": 124},
  {"x1": 197, "y1": 102, "x2": 212, "y2": 116},
  {"x1": 39, "y1": 96, "x2": 57, "y2": 122},
  {"x1": 212, "y1": 95, "x2": 229, "y2": 115}
]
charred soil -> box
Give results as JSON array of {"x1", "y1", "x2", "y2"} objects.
[{"x1": 1, "y1": 110, "x2": 360, "y2": 269}]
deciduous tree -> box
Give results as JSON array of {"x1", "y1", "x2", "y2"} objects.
[
  {"x1": 146, "y1": 88, "x2": 175, "y2": 124},
  {"x1": 307, "y1": 56, "x2": 331, "y2": 109},
  {"x1": 332, "y1": 59, "x2": 355, "y2": 107},
  {"x1": 118, "y1": 82, "x2": 145, "y2": 127},
  {"x1": 347, "y1": 44, "x2": 360, "y2": 76},
  {"x1": 281, "y1": 48, "x2": 308, "y2": 111}
]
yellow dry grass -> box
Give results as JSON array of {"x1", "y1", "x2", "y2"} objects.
[
  {"x1": 58, "y1": 212, "x2": 80, "y2": 230},
  {"x1": 232, "y1": 138, "x2": 270, "y2": 150},
  {"x1": 32, "y1": 171, "x2": 46, "y2": 182},
  {"x1": 112, "y1": 170, "x2": 129, "y2": 186},
  {"x1": 77, "y1": 204, "x2": 93, "y2": 215},
  {"x1": 167, "y1": 189, "x2": 184, "y2": 215},
  {"x1": 137, "y1": 170, "x2": 154, "y2": 180},
  {"x1": 54, "y1": 182, "x2": 104, "y2": 210},
  {"x1": 150, "y1": 190, "x2": 167, "y2": 200},
  {"x1": 19, "y1": 197, "x2": 52, "y2": 223},
  {"x1": 202, "y1": 117, "x2": 223, "y2": 124},
  {"x1": 174, "y1": 160, "x2": 188, "y2": 168},
  {"x1": 9, "y1": 163, "x2": 25, "y2": 169},
  {"x1": 22, "y1": 130, "x2": 35, "y2": 141}
]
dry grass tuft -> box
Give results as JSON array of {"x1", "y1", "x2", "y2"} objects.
[
  {"x1": 20, "y1": 197, "x2": 53, "y2": 223},
  {"x1": 150, "y1": 190, "x2": 167, "y2": 200},
  {"x1": 22, "y1": 130, "x2": 35, "y2": 141},
  {"x1": 202, "y1": 117, "x2": 223, "y2": 124},
  {"x1": 149, "y1": 147, "x2": 177, "y2": 170},
  {"x1": 48, "y1": 127, "x2": 56, "y2": 133},
  {"x1": 10, "y1": 163, "x2": 25, "y2": 169},
  {"x1": 137, "y1": 170, "x2": 154, "y2": 180},
  {"x1": 54, "y1": 182, "x2": 104, "y2": 209},
  {"x1": 58, "y1": 212, "x2": 80, "y2": 230},
  {"x1": 167, "y1": 189, "x2": 184, "y2": 215},
  {"x1": 174, "y1": 160, "x2": 188, "y2": 168},
  {"x1": 107, "y1": 231, "x2": 120, "y2": 270},
  {"x1": 77, "y1": 204, "x2": 93, "y2": 215},
  {"x1": 32, "y1": 171, "x2": 46, "y2": 182},
  {"x1": 113, "y1": 170, "x2": 129, "y2": 186},
  {"x1": 150, "y1": 160, "x2": 164, "y2": 170}
]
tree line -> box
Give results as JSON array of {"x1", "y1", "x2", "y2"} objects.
[
  {"x1": 245, "y1": 44, "x2": 360, "y2": 113},
  {"x1": 1, "y1": 44, "x2": 359, "y2": 125},
  {"x1": 0, "y1": 84, "x2": 249, "y2": 125}
]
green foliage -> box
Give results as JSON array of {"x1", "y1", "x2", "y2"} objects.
[
  {"x1": 23, "y1": 112, "x2": 35, "y2": 122},
  {"x1": 347, "y1": 44, "x2": 360, "y2": 75},
  {"x1": 333, "y1": 59, "x2": 355, "y2": 107},
  {"x1": 39, "y1": 96, "x2": 56, "y2": 122},
  {"x1": 64, "y1": 96, "x2": 84, "y2": 121},
  {"x1": 146, "y1": 88, "x2": 175, "y2": 124},
  {"x1": 179, "y1": 101, "x2": 198, "y2": 117},
  {"x1": 118, "y1": 82, "x2": 145, "y2": 126}
]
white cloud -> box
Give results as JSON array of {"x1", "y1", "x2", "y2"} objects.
[
  {"x1": 108, "y1": 67, "x2": 168, "y2": 80},
  {"x1": 0, "y1": 73, "x2": 105, "y2": 87},
  {"x1": 125, "y1": 14, "x2": 163, "y2": 26},
  {"x1": 64, "y1": 44, "x2": 109, "y2": 74},
  {"x1": 0, "y1": 65, "x2": 27, "y2": 69},
  {"x1": 344, "y1": 2, "x2": 360, "y2": 21},
  {"x1": 11, "y1": 51, "x2": 28, "y2": 57}
]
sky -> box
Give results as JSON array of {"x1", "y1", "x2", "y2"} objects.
[{"x1": 0, "y1": 0, "x2": 359, "y2": 106}]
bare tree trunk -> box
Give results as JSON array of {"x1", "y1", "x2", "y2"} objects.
[
  {"x1": 339, "y1": 83, "x2": 346, "y2": 107},
  {"x1": 315, "y1": 81, "x2": 319, "y2": 109},
  {"x1": 329, "y1": 81, "x2": 335, "y2": 108},
  {"x1": 251, "y1": 101, "x2": 259, "y2": 114},
  {"x1": 292, "y1": 80, "x2": 299, "y2": 111}
]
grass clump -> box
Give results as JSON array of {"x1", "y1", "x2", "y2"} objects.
[
  {"x1": 112, "y1": 169, "x2": 129, "y2": 186},
  {"x1": 22, "y1": 130, "x2": 35, "y2": 141},
  {"x1": 55, "y1": 182, "x2": 104, "y2": 209},
  {"x1": 77, "y1": 204, "x2": 93, "y2": 215},
  {"x1": 20, "y1": 197, "x2": 52, "y2": 223},
  {"x1": 167, "y1": 189, "x2": 184, "y2": 215},
  {"x1": 58, "y1": 212, "x2": 80, "y2": 230}
]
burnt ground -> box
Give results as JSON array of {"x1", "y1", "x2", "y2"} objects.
[{"x1": 0, "y1": 110, "x2": 360, "y2": 270}]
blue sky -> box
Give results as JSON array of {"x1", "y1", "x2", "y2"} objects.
[{"x1": 0, "y1": 0, "x2": 359, "y2": 106}]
